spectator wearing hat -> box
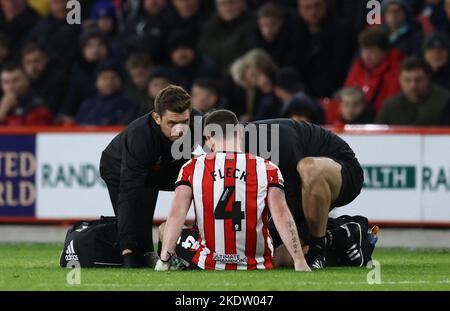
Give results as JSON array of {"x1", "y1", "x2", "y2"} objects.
[
  {"x1": 0, "y1": 63, "x2": 53, "y2": 125},
  {"x1": 281, "y1": 93, "x2": 325, "y2": 124},
  {"x1": 0, "y1": 0, "x2": 39, "y2": 57},
  {"x1": 92, "y1": 0, "x2": 119, "y2": 37},
  {"x1": 377, "y1": 57, "x2": 450, "y2": 125},
  {"x1": 423, "y1": 32, "x2": 450, "y2": 90},
  {"x1": 344, "y1": 27, "x2": 405, "y2": 114},
  {"x1": 381, "y1": 0, "x2": 423, "y2": 55},
  {"x1": 21, "y1": 43, "x2": 68, "y2": 114},
  {"x1": 337, "y1": 87, "x2": 374, "y2": 125},
  {"x1": 291, "y1": 0, "x2": 356, "y2": 98},
  {"x1": 58, "y1": 30, "x2": 110, "y2": 123},
  {"x1": 198, "y1": 0, "x2": 256, "y2": 73},
  {"x1": 90, "y1": 0, "x2": 125, "y2": 60},
  {"x1": 75, "y1": 61, "x2": 139, "y2": 126},
  {"x1": 168, "y1": 30, "x2": 220, "y2": 91},
  {"x1": 26, "y1": 0, "x2": 81, "y2": 69},
  {"x1": 251, "y1": 2, "x2": 295, "y2": 67}
]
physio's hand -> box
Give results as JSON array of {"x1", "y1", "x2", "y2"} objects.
[{"x1": 294, "y1": 260, "x2": 312, "y2": 272}]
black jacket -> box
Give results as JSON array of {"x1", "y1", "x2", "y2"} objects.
[{"x1": 102, "y1": 108, "x2": 203, "y2": 204}]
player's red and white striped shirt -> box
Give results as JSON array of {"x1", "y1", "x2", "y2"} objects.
[{"x1": 175, "y1": 151, "x2": 284, "y2": 270}]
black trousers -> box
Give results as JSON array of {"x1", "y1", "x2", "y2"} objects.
[{"x1": 100, "y1": 152, "x2": 158, "y2": 254}]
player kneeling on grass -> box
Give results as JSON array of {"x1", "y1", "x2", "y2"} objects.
[{"x1": 156, "y1": 110, "x2": 310, "y2": 271}]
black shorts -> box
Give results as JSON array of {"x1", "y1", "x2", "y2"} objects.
[
  {"x1": 332, "y1": 157, "x2": 364, "y2": 208},
  {"x1": 268, "y1": 156, "x2": 364, "y2": 247}
]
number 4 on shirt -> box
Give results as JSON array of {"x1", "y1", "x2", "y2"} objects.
[{"x1": 214, "y1": 186, "x2": 245, "y2": 232}]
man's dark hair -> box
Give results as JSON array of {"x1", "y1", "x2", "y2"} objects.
[
  {"x1": 21, "y1": 42, "x2": 46, "y2": 59},
  {"x1": 257, "y1": 2, "x2": 286, "y2": 20},
  {"x1": 400, "y1": 56, "x2": 432, "y2": 77},
  {"x1": 358, "y1": 27, "x2": 390, "y2": 51},
  {"x1": 193, "y1": 78, "x2": 220, "y2": 97},
  {"x1": 154, "y1": 84, "x2": 191, "y2": 115},
  {"x1": 203, "y1": 109, "x2": 239, "y2": 138},
  {"x1": 1, "y1": 62, "x2": 23, "y2": 73}
]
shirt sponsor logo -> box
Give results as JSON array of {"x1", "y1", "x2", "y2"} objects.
[{"x1": 213, "y1": 254, "x2": 247, "y2": 264}]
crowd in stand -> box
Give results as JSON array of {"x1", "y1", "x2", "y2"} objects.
[{"x1": 1, "y1": 0, "x2": 450, "y2": 126}]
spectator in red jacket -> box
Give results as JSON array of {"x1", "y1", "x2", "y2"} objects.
[
  {"x1": 0, "y1": 63, "x2": 53, "y2": 125},
  {"x1": 344, "y1": 26, "x2": 406, "y2": 114}
]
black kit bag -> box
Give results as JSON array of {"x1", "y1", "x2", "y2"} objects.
[
  {"x1": 59, "y1": 216, "x2": 122, "y2": 268},
  {"x1": 325, "y1": 215, "x2": 379, "y2": 267}
]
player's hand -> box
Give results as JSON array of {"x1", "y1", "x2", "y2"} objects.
[{"x1": 294, "y1": 260, "x2": 312, "y2": 272}]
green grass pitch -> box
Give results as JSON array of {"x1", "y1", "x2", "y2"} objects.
[{"x1": 0, "y1": 244, "x2": 449, "y2": 291}]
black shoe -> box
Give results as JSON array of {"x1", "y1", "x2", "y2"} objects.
[
  {"x1": 306, "y1": 244, "x2": 326, "y2": 269},
  {"x1": 339, "y1": 222, "x2": 365, "y2": 267}
]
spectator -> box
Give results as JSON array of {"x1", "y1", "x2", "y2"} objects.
[
  {"x1": 165, "y1": 0, "x2": 210, "y2": 41},
  {"x1": 124, "y1": 52, "x2": 153, "y2": 107},
  {"x1": 344, "y1": 27, "x2": 405, "y2": 114},
  {"x1": 291, "y1": 0, "x2": 356, "y2": 98},
  {"x1": 26, "y1": 0, "x2": 81, "y2": 69},
  {"x1": 58, "y1": 30, "x2": 110, "y2": 122},
  {"x1": 191, "y1": 78, "x2": 223, "y2": 113},
  {"x1": 338, "y1": 87, "x2": 374, "y2": 124},
  {"x1": 423, "y1": 32, "x2": 450, "y2": 90},
  {"x1": 91, "y1": 0, "x2": 119, "y2": 37},
  {"x1": 124, "y1": 0, "x2": 170, "y2": 63},
  {"x1": 75, "y1": 61, "x2": 139, "y2": 125},
  {"x1": 0, "y1": 0, "x2": 39, "y2": 56},
  {"x1": 225, "y1": 49, "x2": 279, "y2": 121},
  {"x1": 281, "y1": 93, "x2": 324, "y2": 124},
  {"x1": 145, "y1": 66, "x2": 176, "y2": 113},
  {"x1": 377, "y1": 57, "x2": 450, "y2": 125},
  {"x1": 90, "y1": 0, "x2": 125, "y2": 60},
  {"x1": 381, "y1": 0, "x2": 423, "y2": 55},
  {"x1": 167, "y1": 30, "x2": 220, "y2": 90},
  {"x1": 21, "y1": 43, "x2": 68, "y2": 114},
  {"x1": 198, "y1": 0, "x2": 255, "y2": 73},
  {"x1": 251, "y1": 2, "x2": 295, "y2": 66},
  {"x1": 0, "y1": 63, "x2": 53, "y2": 125}
]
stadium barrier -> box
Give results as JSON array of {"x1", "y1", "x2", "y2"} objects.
[{"x1": 0, "y1": 125, "x2": 450, "y2": 228}]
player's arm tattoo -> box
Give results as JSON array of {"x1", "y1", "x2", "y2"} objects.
[{"x1": 288, "y1": 220, "x2": 299, "y2": 254}]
